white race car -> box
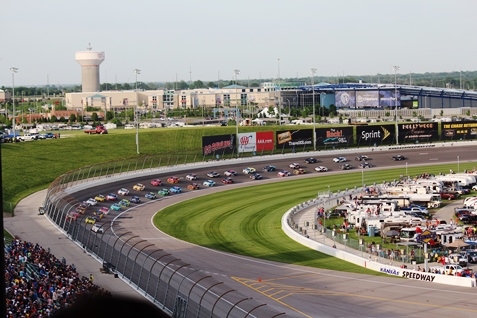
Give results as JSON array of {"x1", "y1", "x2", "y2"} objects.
[
  {"x1": 118, "y1": 188, "x2": 130, "y2": 196},
  {"x1": 315, "y1": 166, "x2": 329, "y2": 172},
  {"x1": 333, "y1": 157, "x2": 347, "y2": 163}
]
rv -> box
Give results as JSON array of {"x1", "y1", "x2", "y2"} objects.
[
  {"x1": 406, "y1": 193, "x2": 442, "y2": 209},
  {"x1": 435, "y1": 175, "x2": 474, "y2": 188}
]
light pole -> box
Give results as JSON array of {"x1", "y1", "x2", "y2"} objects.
[
  {"x1": 361, "y1": 169, "x2": 364, "y2": 187},
  {"x1": 457, "y1": 156, "x2": 460, "y2": 173},
  {"x1": 286, "y1": 99, "x2": 291, "y2": 117},
  {"x1": 234, "y1": 69, "x2": 240, "y2": 154},
  {"x1": 393, "y1": 65, "x2": 400, "y2": 145},
  {"x1": 133, "y1": 69, "x2": 141, "y2": 154},
  {"x1": 10, "y1": 67, "x2": 18, "y2": 142},
  {"x1": 406, "y1": 162, "x2": 408, "y2": 176},
  {"x1": 311, "y1": 68, "x2": 317, "y2": 150}
]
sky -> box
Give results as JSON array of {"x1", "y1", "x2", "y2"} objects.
[{"x1": 1, "y1": 0, "x2": 477, "y2": 87}]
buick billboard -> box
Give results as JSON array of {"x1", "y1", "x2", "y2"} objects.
[{"x1": 202, "y1": 134, "x2": 236, "y2": 156}]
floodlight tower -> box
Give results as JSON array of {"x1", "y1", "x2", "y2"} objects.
[{"x1": 75, "y1": 44, "x2": 105, "y2": 92}]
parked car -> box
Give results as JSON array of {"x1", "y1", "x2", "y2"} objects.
[
  {"x1": 289, "y1": 163, "x2": 300, "y2": 169},
  {"x1": 262, "y1": 165, "x2": 276, "y2": 172},
  {"x1": 145, "y1": 192, "x2": 156, "y2": 199},
  {"x1": 340, "y1": 163, "x2": 353, "y2": 170},
  {"x1": 278, "y1": 170, "x2": 291, "y2": 177},
  {"x1": 304, "y1": 158, "x2": 318, "y2": 164},
  {"x1": 150, "y1": 179, "x2": 162, "y2": 186},
  {"x1": 242, "y1": 167, "x2": 256, "y2": 174},
  {"x1": 133, "y1": 183, "x2": 145, "y2": 191},
  {"x1": 170, "y1": 186, "x2": 182, "y2": 194},
  {"x1": 221, "y1": 177, "x2": 234, "y2": 184},
  {"x1": 333, "y1": 157, "x2": 346, "y2": 163},
  {"x1": 95, "y1": 194, "x2": 106, "y2": 202},
  {"x1": 207, "y1": 171, "x2": 220, "y2": 178},
  {"x1": 130, "y1": 196, "x2": 141, "y2": 203},
  {"x1": 250, "y1": 173, "x2": 263, "y2": 180},
  {"x1": 315, "y1": 166, "x2": 329, "y2": 172},
  {"x1": 106, "y1": 193, "x2": 118, "y2": 201},
  {"x1": 355, "y1": 155, "x2": 369, "y2": 161},
  {"x1": 185, "y1": 174, "x2": 198, "y2": 181},
  {"x1": 118, "y1": 188, "x2": 129, "y2": 196},
  {"x1": 293, "y1": 168, "x2": 306, "y2": 175},
  {"x1": 392, "y1": 155, "x2": 406, "y2": 161},
  {"x1": 440, "y1": 192, "x2": 456, "y2": 200},
  {"x1": 158, "y1": 188, "x2": 170, "y2": 196},
  {"x1": 467, "y1": 251, "x2": 477, "y2": 263},
  {"x1": 167, "y1": 176, "x2": 180, "y2": 184},
  {"x1": 203, "y1": 179, "x2": 216, "y2": 187},
  {"x1": 187, "y1": 183, "x2": 200, "y2": 190},
  {"x1": 224, "y1": 169, "x2": 237, "y2": 177}
]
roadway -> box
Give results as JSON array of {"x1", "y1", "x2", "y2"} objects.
[{"x1": 7, "y1": 144, "x2": 477, "y2": 317}]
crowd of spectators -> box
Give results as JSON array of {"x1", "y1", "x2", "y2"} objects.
[{"x1": 5, "y1": 238, "x2": 111, "y2": 317}]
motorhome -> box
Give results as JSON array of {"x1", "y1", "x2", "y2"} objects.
[
  {"x1": 414, "y1": 179, "x2": 444, "y2": 193},
  {"x1": 406, "y1": 193, "x2": 442, "y2": 209},
  {"x1": 435, "y1": 175, "x2": 474, "y2": 188}
]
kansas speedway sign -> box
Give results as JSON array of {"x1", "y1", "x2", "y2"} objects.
[{"x1": 357, "y1": 124, "x2": 395, "y2": 146}]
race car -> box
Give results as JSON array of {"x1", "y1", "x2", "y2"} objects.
[
  {"x1": 91, "y1": 224, "x2": 104, "y2": 234},
  {"x1": 359, "y1": 162, "x2": 372, "y2": 168},
  {"x1": 150, "y1": 179, "x2": 162, "y2": 186},
  {"x1": 145, "y1": 192, "x2": 156, "y2": 200},
  {"x1": 170, "y1": 186, "x2": 182, "y2": 194},
  {"x1": 224, "y1": 169, "x2": 237, "y2": 177},
  {"x1": 203, "y1": 179, "x2": 216, "y2": 187},
  {"x1": 289, "y1": 163, "x2": 301, "y2": 169},
  {"x1": 293, "y1": 168, "x2": 307, "y2": 175},
  {"x1": 110, "y1": 203, "x2": 122, "y2": 211},
  {"x1": 118, "y1": 188, "x2": 129, "y2": 196},
  {"x1": 119, "y1": 199, "x2": 130, "y2": 207},
  {"x1": 221, "y1": 177, "x2": 234, "y2": 184},
  {"x1": 187, "y1": 183, "x2": 200, "y2": 190},
  {"x1": 66, "y1": 211, "x2": 80, "y2": 221},
  {"x1": 158, "y1": 188, "x2": 170, "y2": 196},
  {"x1": 133, "y1": 183, "x2": 145, "y2": 191},
  {"x1": 355, "y1": 155, "x2": 369, "y2": 161},
  {"x1": 304, "y1": 158, "x2": 318, "y2": 164},
  {"x1": 98, "y1": 206, "x2": 110, "y2": 215},
  {"x1": 333, "y1": 157, "x2": 347, "y2": 163},
  {"x1": 207, "y1": 171, "x2": 220, "y2": 178},
  {"x1": 106, "y1": 193, "x2": 118, "y2": 201},
  {"x1": 85, "y1": 216, "x2": 97, "y2": 225},
  {"x1": 130, "y1": 196, "x2": 141, "y2": 203},
  {"x1": 392, "y1": 155, "x2": 406, "y2": 161},
  {"x1": 278, "y1": 170, "x2": 291, "y2": 177},
  {"x1": 95, "y1": 194, "x2": 106, "y2": 202},
  {"x1": 86, "y1": 198, "x2": 98, "y2": 206},
  {"x1": 340, "y1": 163, "x2": 353, "y2": 170},
  {"x1": 262, "y1": 165, "x2": 276, "y2": 172},
  {"x1": 243, "y1": 167, "x2": 256, "y2": 174},
  {"x1": 185, "y1": 174, "x2": 198, "y2": 181},
  {"x1": 249, "y1": 173, "x2": 263, "y2": 180},
  {"x1": 167, "y1": 176, "x2": 180, "y2": 184},
  {"x1": 315, "y1": 166, "x2": 329, "y2": 172}
]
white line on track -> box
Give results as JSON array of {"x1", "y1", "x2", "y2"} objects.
[
  {"x1": 419, "y1": 153, "x2": 428, "y2": 155},
  {"x1": 429, "y1": 158, "x2": 439, "y2": 161}
]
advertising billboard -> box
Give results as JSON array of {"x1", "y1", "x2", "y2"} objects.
[
  {"x1": 276, "y1": 129, "x2": 313, "y2": 149},
  {"x1": 316, "y1": 127, "x2": 353, "y2": 146},
  {"x1": 335, "y1": 91, "x2": 356, "y2": 108},
  {"x1": 202, "y1": 134, "x2": 236, "y2": 156},
  {"x1": 398, "y1": 123, "x2": 438, "y2": 143},
  {"x1": 356, "y1": 124, "x2": 396, "y2": 146},
  {"x1": 379, "y1": 90, "x2": 401, "y2": 107},
  {"x1": 356, "y1": 91, "x2": 379, "y2": 108},
  {"x1": 441, "y1": 121, "x2": 477, "y2": 140},
  {"x1": 238, "y1": 131, "x2": 274, "y2": 153}
]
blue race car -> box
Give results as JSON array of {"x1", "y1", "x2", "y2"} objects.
[
  {"x1": 170, "y1": 186, "x2": 182, "y2": 194},
  {"x1": 203, "y1": 179, "x2": 216, "y2": 187},
  {"x1": 145, "y1": 192, "x2": 156, "y2": 199},
  {"x1": 130, "y1": 196, "x2": 141, "y2": 203}
]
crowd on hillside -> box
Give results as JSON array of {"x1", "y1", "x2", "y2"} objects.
[{"x1": 4, "y1": 238, "x2": 111, "y2": 317}]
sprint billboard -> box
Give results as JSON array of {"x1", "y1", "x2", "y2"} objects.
[
  {"x1": 237, "y1": 132, "x2": 274, "y2": 153},
  {"x1": 357, "y1": 125, "x2": 396, "y2": 146}
]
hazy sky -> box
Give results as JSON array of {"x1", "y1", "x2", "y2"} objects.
[{"x1": 2, "y1": 0, "x2": 476, "y2": 87}]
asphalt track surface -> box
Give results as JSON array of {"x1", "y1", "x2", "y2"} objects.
[{"x1": 9, "y1": 144, "x2": 477, "y2": 318}]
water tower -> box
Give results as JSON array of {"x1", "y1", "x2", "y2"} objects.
[{"x1": 75, "y1": 44, "x2": 105, "y2": 92}]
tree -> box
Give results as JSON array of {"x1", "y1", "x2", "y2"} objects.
[
  {"x1": 50, "y1": 115, "x2": 57, "y2": 122},
  {"x1": 69, "y1": 114, "x2": 77, "y2": 123},
  {"x1": 105, "y1": 111, "x2": 114, "y2": 121},
  {"x1": 91, "y1": 112, "x2": 99, "y2": 122},
  {"x1": 59, "y1": 116, "x2": 66, "y2": 123}
]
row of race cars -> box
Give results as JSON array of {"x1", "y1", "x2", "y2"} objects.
[{"x1": 68, "y1": 154, "x2": 408, "y2": 233}]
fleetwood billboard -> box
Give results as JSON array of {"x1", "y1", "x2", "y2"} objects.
[{"x1": 202, "y1": 134, "x2": 236, "y2": 156}]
